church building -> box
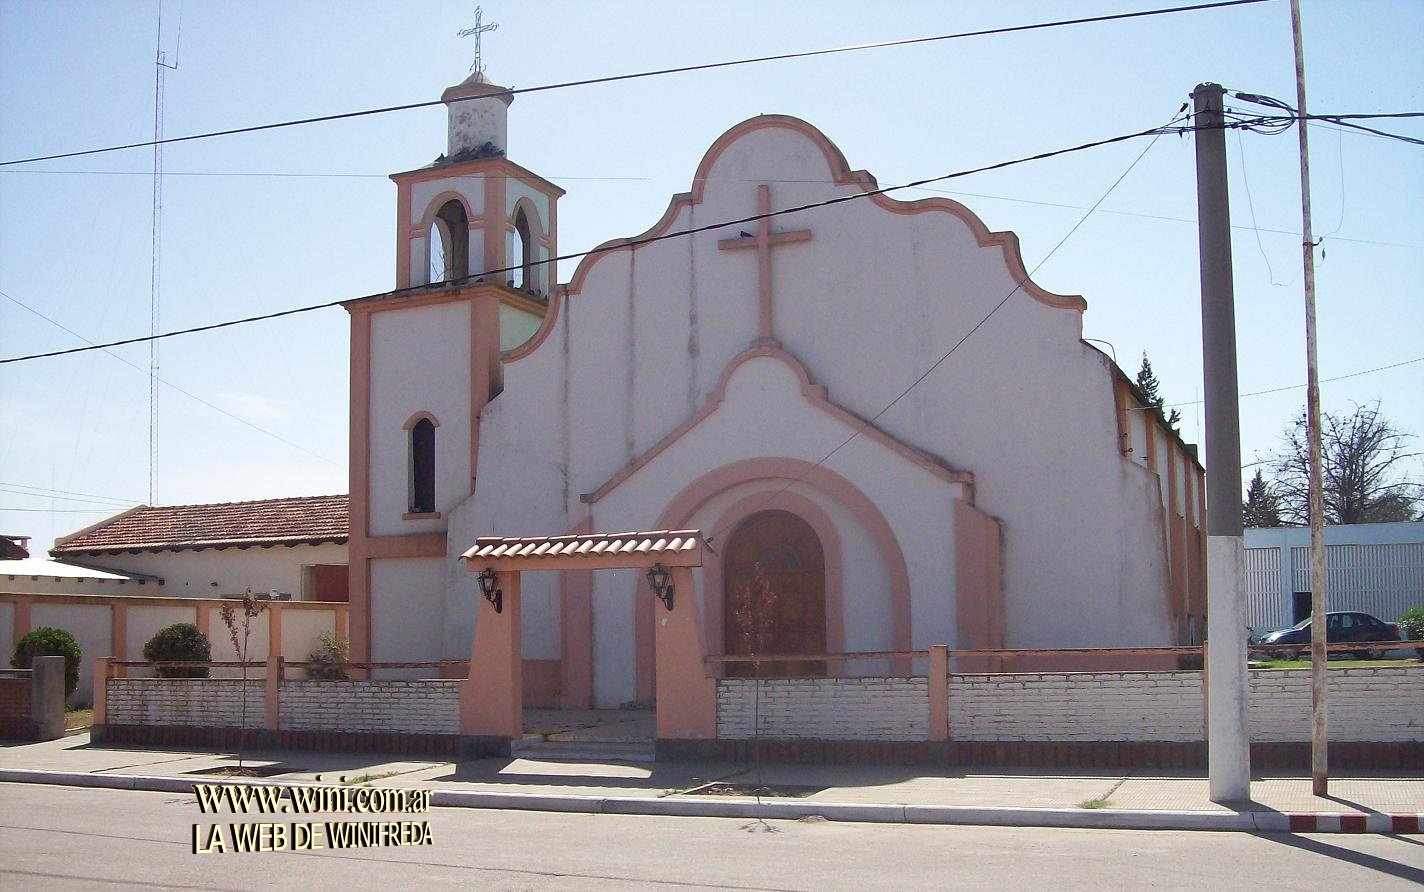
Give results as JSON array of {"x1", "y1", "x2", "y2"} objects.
[{"x1": 343, "y1": 65, "x2": 1206, "y2": 709}]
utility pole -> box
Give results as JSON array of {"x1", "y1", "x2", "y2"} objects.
[
  {"x1": 1193, "y1": 82, "x2": 1251, "y2": 803},
  {"x1": 1289, "y1": 0, "x2": 1329, "y2": 797}
]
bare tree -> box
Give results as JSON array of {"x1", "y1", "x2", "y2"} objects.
[{"x1": 1269, "y1": 402, "x2": 1421, "y2": 525}]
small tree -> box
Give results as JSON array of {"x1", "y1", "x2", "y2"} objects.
[
  {"x1": 304, "y1": 631, "x2": 349, "y2": 681},
  {"x1": 1136, "y1": 351, "x2": 1182, "y2": 428},
  {"x1": 220, "y1": 590, "x2": 267, "y2": 770},
  {"x1": 143, "y1": 623, "x2": 211, "y2": 678},
  {"x1": 1268, "y1": 402, "x2": 1421, "y2": 525},
  {"x1": 11, "y1": 627, "x2": 81, "y2": 697},
  {"x1": 1242, "y1": 469, "x2": 1284, "y2": 528}
]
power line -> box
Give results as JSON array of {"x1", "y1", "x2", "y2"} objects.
[
  {"x1": 702, "y1": 107, "x2": 1187, "y2": 537},
  {"x1": 0, "y1": 487, "x2": 135, "y2": 507},
  {"x1": 0, "y1": 0, "x2": 1275, "y2": 167},
  {"x1": 0, "y1": 482, "x2": 142, "y2": 504},
  {"x1": 1, "y1": 117, "x2": 1203, "y2": 364},
  {"x1": 1132, "y1": 355, "x2": 1424, "y2": 412},
  {"x1": 0, "y1": 289, "x2": 340, "y2": 465},
  {"x1": 0, "y1": 507, "x2": 118, "y2": 513}
]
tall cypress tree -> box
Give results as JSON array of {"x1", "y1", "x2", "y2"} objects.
[
  {"x1": 1242, "y1": 469, "x2": 1283, "y2": 527},
  {"x1": 1136, "y1": 352, "x2": 1182, "y2": 427}
]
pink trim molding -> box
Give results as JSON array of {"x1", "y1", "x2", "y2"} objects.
[{"x1": 583, "y1": 343, "x2": 971, "y2": 506}]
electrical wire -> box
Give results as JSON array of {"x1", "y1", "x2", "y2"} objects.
[
  {"x1": 1, "y1": 116, "x2": 1211, "y2": 365},
  {"x1": 0, "y1": 0, "x2": 1275, "y2": 167},
  {"x1": 0, "y1": 482, "x2": 142, "y2": 504},
  {"x1": 696, "y1": 107, "x2": 1188, "y2": 535},
  {"x1": 1129, "y1": 355, "x2": 1424, "y2": 411},
  {"x1": 0, "y1": 289, "x2": 341, "y2": 465}
]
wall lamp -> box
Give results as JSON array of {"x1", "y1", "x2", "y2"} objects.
[
  {"x1": 647, "y1": 563, "x2": 674, "y2": 611},
  {"x1": 477, "y1": 567, "x2": 503, "y2": 614}
]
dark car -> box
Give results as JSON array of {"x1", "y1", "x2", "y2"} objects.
[{"x1": 1254, "y1": 611, "x2": 1402, "y2": 660}]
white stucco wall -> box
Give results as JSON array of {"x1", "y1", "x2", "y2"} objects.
[
  {"x1": 31, "y1": 603, "x2": 108, "y2": 706},
  {"x1": 369, "y1": 301, "x2": 472, "y2": 536},
  {"x1": 370, "y1": 557, "x2": 445, "y2": 678},
  {"x1": 125, "y1": 605, "x2": 198, "y2": 679},
  {"x1": 79, "y1": 542, "x2": 346, "y2": 600},
  {"x1": 415, "y1": 117, "x2": 1188, "y2": 689}
]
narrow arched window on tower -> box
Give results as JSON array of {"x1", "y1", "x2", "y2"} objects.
[
  {"x1": 513, "y1": 208, "x2": 534, "y2": 292},
  {"x1": 429, "y1": 200, "x2": 469, "y2": 284},
  {"x1": 409, "y1": 418, "x2": 436, "y2": 514}
]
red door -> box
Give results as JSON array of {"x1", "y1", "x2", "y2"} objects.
[
  {"x1": 723, "y1": 510, "x2": 826, "y2": 677},
  {"x1": 313, "y1": 564, "x2": 349, "y2": 602}
]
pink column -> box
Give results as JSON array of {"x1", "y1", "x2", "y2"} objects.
[
  {"x1": 110, "y1": 603, "x2": 129, "y2": 679},
  {"x1": 459, "y1": 571, "x2": 522, "y2": 738},
  {"x1": 654, "y1": 566, "x2": 716, "y2": 741},
  {"x1": 265, "y1": 656, "x2": 282, "y2": 732},
  {"x1": 92, "y1": 657, "x2": 111, "y2": 727},
  {"x1": 267, "y1": 604, "x2": 284, "y2": 660}
]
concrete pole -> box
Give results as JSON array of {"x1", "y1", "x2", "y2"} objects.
[
  {"x1": 1193, "y1": 82, "x2": 1251, "y2": 803},
  {"x1": 1289, "y1": 0, "x2": 1329, "y2": 797}
]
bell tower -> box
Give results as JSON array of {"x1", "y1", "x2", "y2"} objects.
[
  {"x1": 344, "y1": 48, "x2": 564, "y2": 669},
  {"x1": 390, "y1": 70, "x2": 563, "y2": 302}
]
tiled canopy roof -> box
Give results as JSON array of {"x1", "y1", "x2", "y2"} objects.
[
  {"x1": 462, "y1": 530, "x2": 704, "y2": 568},
  {"x1": 51, "y1": 494, "x2": 349, "y2": 555}
]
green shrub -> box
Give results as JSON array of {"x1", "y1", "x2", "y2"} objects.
[
  {"x1": 142, "y1": 623, "x2": 211, "y2": 678},
  {"x1": 11, "y1": 627, "x2": 81, "y2": 697},
  {"x1": 305, "y1": 631, "x2": 350, "y2": 681},
  {"x1": 1400, "y1": 608, "x2": 1424, "y2": 660}
]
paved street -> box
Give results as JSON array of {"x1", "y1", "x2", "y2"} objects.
[{"x1": 2, "y1": 784, "x2": 1422, "y2": 891}]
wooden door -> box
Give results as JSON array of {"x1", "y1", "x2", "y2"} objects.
[{"x1": 723, "y1": 510, "x2": 826, "y2": 677}]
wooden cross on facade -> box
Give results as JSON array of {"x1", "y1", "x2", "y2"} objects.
[
  {"x1": 718, "y1": 185, "x2": 812, "y2": 344},
  {"x1": 458, "y1": 6, "x2": 499, "y2": 77}
]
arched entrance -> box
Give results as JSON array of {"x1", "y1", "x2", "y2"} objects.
[{"x1": 723, "y1": 509, "x2": 826, "y2": 677}]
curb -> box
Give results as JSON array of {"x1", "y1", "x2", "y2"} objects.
[{"x1": 1, "y1": 768, "x2": 1419, "y2": 835}]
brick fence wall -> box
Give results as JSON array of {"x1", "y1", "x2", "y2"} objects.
[
  {"x1": 715, "y1": 666, "x2": 1424, "y2": 747},
  {"x1": 107, "y1": 678, "x2": 264, "y2": 728},
  {"x1": 0, "y1": 671, "x2": 32, "y2": 738},
  {"x1": 1249, "y1": 666, "x2": 1423, "y2": 743},
  {"x1": 718, "y1": 677, "x2": 927, "y2": 741},
  {"x1": 279, "y1": 681, "x2": 459, "y2": 734},
  {"x1": 948, "y1": 671, "x2": 1204, "y2": 741}
]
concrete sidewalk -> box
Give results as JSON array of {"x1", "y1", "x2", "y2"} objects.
[{"x1": 1, "y1": 732, "x2": 1420, "y2": 834}]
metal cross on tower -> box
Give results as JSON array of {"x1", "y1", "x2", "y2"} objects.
[{"x1": 458, "y1": 6, "x2": 499, "y2": 77}]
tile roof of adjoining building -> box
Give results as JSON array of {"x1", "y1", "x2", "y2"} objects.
[{"x1": 51, "y1": 494, "x2": 349, "y2": 555}]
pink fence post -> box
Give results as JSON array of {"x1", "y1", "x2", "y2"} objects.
[
  {"x1": 928, "y1": 645, "x2": 949, "y2": 742},
  {"x1": 92, "y1": 657, "x2": 111, "y2": 728},
  {"x1": 265, "y1": 656, "x2": 282, "y2": 732}
]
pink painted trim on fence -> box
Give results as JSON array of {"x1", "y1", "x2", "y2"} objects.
[
  {"x1": 265, "y1": 656, "x2": 281, "y2": 731},
  {"x1": 583, "y1": 344, "x2": 970, "y2": 506},
  {"x1": 638, "y1": 457, "x2": 913, "y2": 701}
]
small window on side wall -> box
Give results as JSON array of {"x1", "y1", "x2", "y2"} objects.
[{"x1": 409, "y1": 416, "x2": 436, "y2": 514}]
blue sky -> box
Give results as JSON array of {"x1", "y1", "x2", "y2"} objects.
[{"x1": 2, "y1": 0, "x2": 1421, "y2": 550}]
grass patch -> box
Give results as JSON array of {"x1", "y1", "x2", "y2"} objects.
[
  {"x1": 1078, "y1": 798, "x2": 1112, "y2": 809},
  {"x1": 64, "y1": 707, "x2": 93, "y2": 733}
]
